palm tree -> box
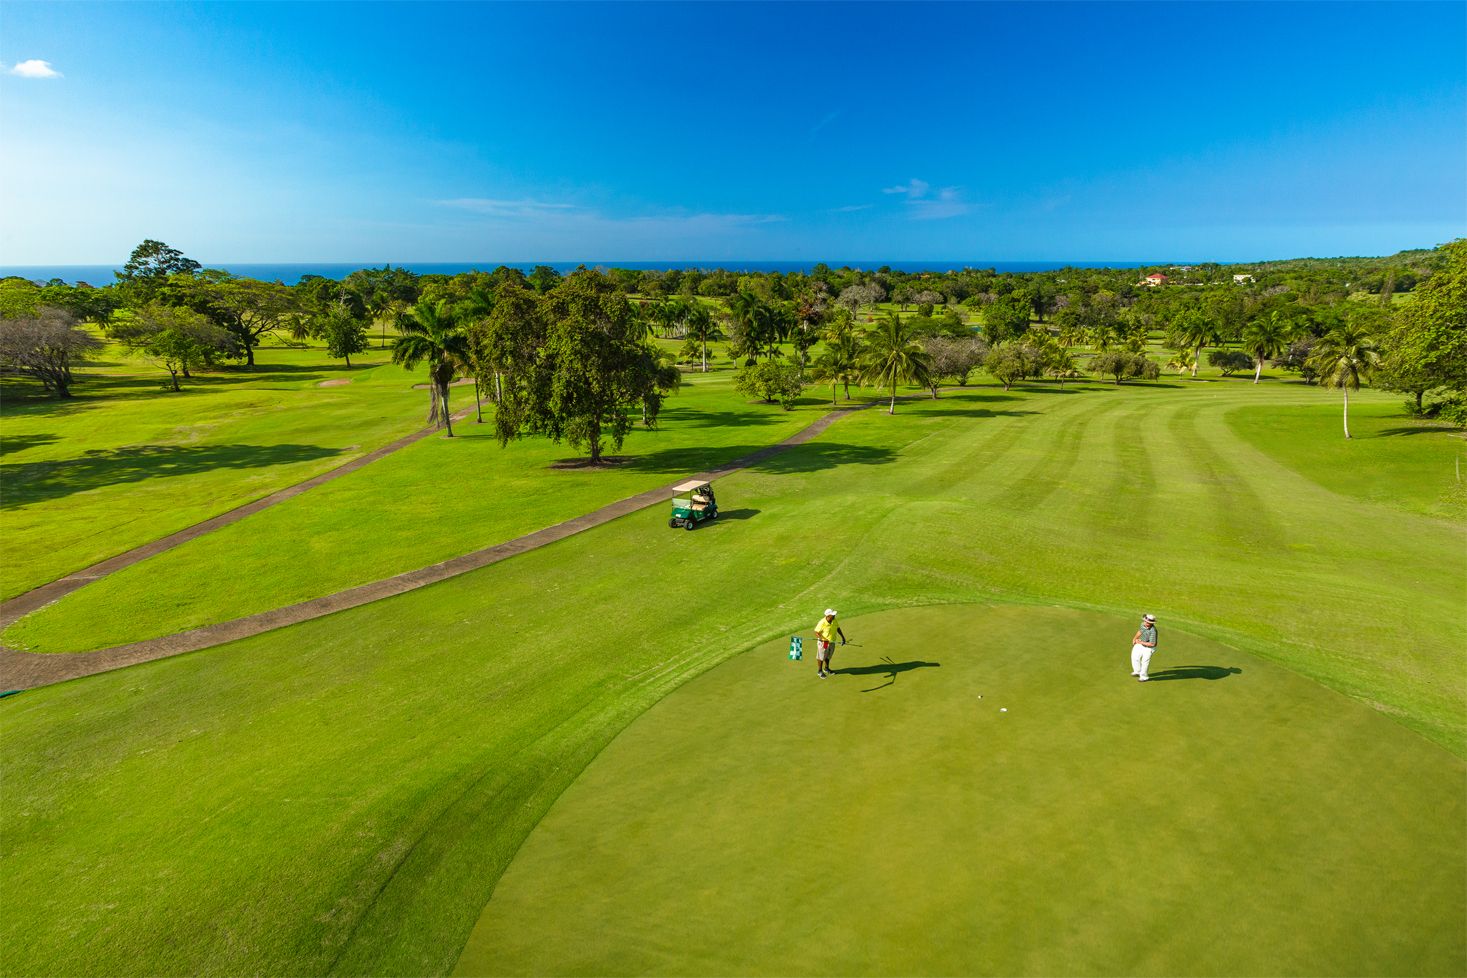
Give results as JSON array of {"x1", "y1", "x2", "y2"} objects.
[
  {"x1": 859, "y1": 313, "x2": 930, "y2": 414},
  {"x1": 681, "y1": 302, "x2": 723, "y2": 372},
  {"x1": 1308, "y1": 324, "x2": 1381, "y2": 439},
  {"x1": 1241, "y1": 312, "x2": 1293, "y2": 384},
  {"x1": 1176, "y1": 310, "x2": 1220, "y2": 378},
  {"x1": 393, "y1": 298, "x2": 470, "y2": 437},
  {"x1": 810, "y1": 332, "x2": 864, "y2": 404}
]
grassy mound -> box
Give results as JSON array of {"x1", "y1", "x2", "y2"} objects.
[{"x1": 457, "y1": 605, "x2": 1466, "y2": 977}]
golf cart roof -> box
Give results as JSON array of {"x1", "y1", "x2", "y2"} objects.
[{"x1": 671, "y1": 480, "x2": 711, "y2": 492}]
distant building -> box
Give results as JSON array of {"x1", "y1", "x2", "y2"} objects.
[
  {"x1": 1233, "y1": 273, "x2": 1255, "y2": 284},
  {"x1": 1143, "y1": 273, "x2": 1168, "y2": 287}
]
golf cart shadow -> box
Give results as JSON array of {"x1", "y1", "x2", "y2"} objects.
[
  {"x1": 833, "y1": 657, "x2": 941, "y2": 692},
  {"x1": 703, "y1": 508, "x2": 760, "y2": 524},
  {"x1": 1145, "y1": 665, "x2": 1242, "y2": 681}
]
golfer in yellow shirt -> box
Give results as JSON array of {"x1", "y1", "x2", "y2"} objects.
[{"x1": 813, "y1": 608, "x2": 847, "y2": 679}]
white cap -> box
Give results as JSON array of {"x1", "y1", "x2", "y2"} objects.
[
  {"x1": 824, "y1": 608, "x2": 837, "y2": 617},
  {"x1": 1143, "y1": 613, "x2": 1155, "y2": 622}
]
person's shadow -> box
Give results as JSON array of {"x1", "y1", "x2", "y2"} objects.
[
  {"x1": 832, "y1": 656, "x2": 941, "y2": 692},
  {"x1": 1145, "y1": 665, "x2": 1242, "y2": 682}
]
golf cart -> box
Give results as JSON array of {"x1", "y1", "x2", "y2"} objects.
[{"x1": 669, "y1": 480, "x2": 718, "y2": 530}]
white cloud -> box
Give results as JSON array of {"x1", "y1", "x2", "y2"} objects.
[
  {"x1": 832, "y1": 204, "x2": 872, "y2": 213},
  {"x1": 10, "y1": 59, "x2": 62, "y2": 79},
  {"x1": 436, "y1": 197, "x2": 579, "y2": 217},
  {"x1": 909, "y1": 186, "x2": 970, "y2": 220},
  {"x1": 882, "y1": 178, "x2": 929, "y2": 198}
]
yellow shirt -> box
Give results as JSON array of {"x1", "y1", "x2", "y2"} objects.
[{"x1": 814, "y1": 617, "x2": 838, "y2": 642}]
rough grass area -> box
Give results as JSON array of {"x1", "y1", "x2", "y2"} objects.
[
  {"x1": 1227, "y1": 399, "x2": 1467, "y2": 520},
  {"x1": 3, "y1": 372, "x2": 836, "y2": 651},
  {"x1": 0, "y1": 336, "x2": 425, "y2": 599},
  {"x1": 457, "y1": 605, "x2": 1466, "y2": 977},
  {"x1": 1, "y1": 380, "x2": 1461, "y2": 977}
]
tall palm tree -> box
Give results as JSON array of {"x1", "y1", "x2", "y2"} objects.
[
  {"x1": 1176, "y1": 310, "x2": 1220, "y2": 378},
  {"x1": 810, "y1": 332, "x2": 864, "y2": 404},
  {"x1": 1308, "y1": 324, "x2": 1381, "y2": 439},
  {"x1": 859, "y1": 313, "x2": 930, "y2": 414},
  {"x1": 1241, "y1": 312, "x2": 1293, "y2": 384},
  {"x1": 393, "y1": 297, "x2": 470, "y2": 437},
  {"x1": 681, "y1": 302, "x2": 723, "y2": 372}
]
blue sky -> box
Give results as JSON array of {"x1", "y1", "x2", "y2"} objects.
[{"x1": 1, "y1": 1, "x2": 1463, "y2": 264}]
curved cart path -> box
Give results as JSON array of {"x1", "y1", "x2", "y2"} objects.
[
  {"x1": 0, "y1": 400, "x2": 875, "y2": 691},
  {"x1": 0, "y1": 401, "x2": 489, "y2": 634}
]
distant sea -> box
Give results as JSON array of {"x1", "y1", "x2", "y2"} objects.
[{"x1": 0, "y1": 259, "x2": 1176, "y2": 286}]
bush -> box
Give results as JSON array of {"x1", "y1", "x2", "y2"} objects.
[
  {"x1": 1207, "y1": 349, "x2": 1254, "y2": 376},
  {"x1": 733, "y1": 360, "x2": 804, "y2": 410},
  {"x1": 1092, "y1": 351, "x2": 1160, "y2": 384}
]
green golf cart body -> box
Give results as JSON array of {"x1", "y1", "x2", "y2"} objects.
[{"x1": 669, "y1": 480, "x2": 718, "y2": 530}]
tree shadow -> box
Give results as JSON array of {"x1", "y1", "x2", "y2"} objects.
[
  {"x1": 624, "y1": 441, "x2": 897, "y2": 476},
  {"x1": 0, "y1": 433, "x2": 60, "y2": 457},
  {"x1": 3, "y1": 443, "x2": 344, "y2": 507},
  {"x1": 1145, "y1": 665, "x2": 1242, "y2": 682},
  {"x1": 1375, "y1": 425, "x2": 1461, "y2": 437},
  {"x1": 831, "y1": 656, "x2": 941, "y2": 692},
  {"x1": 662, "y1": 407, "x2": 788, "y2": 429},
  {"x1": 905, "y1": 406, "x2": 1039, "y2": 419}
]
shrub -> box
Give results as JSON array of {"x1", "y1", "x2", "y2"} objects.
[
  {"x1": 733, "y1": 360, "x2": 804, "y2": 410},
  {"x1": 1207, "y1": 349, "x2": 1254, "y2": 376}
]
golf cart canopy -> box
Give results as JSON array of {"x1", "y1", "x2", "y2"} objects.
[{"x1": 671, "y1": 480, "x2": 711, "y2": 493}]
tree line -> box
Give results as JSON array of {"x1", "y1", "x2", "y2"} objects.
[{"x1": 0, "y1": 239, "x2": 1462, "y2": 445}]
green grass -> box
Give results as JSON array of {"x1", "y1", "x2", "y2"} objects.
[
  {"x1": 456, "y1": 604, "x2": 1466, "y2": 977},
  {"x1": 1, "y1": 379, "x2": 1461, "y2": 976},
  {"x1": 1227, "y1": 398, "x2": 1467, "y2": 520},
  {"x1": 0, "y1": 336, "x2": 427, "y2": 599},
  {"x1": 4, "y1": 372, "x2": 838, "y2": 651}
]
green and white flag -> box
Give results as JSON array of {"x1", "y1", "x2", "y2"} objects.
[{"x1": 788, "y1": 636, "x2": 803, "y2": 660}]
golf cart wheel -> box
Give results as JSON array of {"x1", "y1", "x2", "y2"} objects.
[
  {"x1": 683, "y1": 520, "x2": 695, "y2": 531},
  {"x1": 668, "y1": 518, "x2": 680, "y2": 529}
]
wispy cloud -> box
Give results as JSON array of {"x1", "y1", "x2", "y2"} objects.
[
  {"x1": 831, "y1": 204, "x2": 872, "y2": 213},
  {"x1": 9, "y1": 59, "x2": 62, "y2": 79},
  {"x1": 435, "y1": 196, "x2": 785, "y2": 237},
  {"x1": 808, "y1": 110, "x2": 840, "y2": 141},
  {"x1": 883, "y1": 178, "x2": 930, "y2": 198},
  {"x1": 436, "y1": 197, "x2": 579, "y2": 218},
  {"x1": 881, "y1": 179, "x2": 968, "y2": 219},
  {"x1": 909, "y1": 186, "x2": 970, "y2": 220}
]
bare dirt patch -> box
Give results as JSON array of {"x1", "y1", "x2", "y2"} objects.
[{"x1": 317, "y1": 379, "x2": 352, "y2": 387}]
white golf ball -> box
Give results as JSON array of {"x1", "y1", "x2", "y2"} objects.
[{"x1": 1000, "y1": 708, "x2": 1007, "y2": 713}]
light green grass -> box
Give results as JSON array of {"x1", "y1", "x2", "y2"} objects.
[
  {"x1": 457, "y1": 604, "x2": 1466, "y2": 977},
  {"x1": 0, "y1": 336, "x2": 426, "y2": 599},
  {"x1": 1227, "y1": 398, "x2": 1467, "y2": 520},
  {"x1": 1, "y1": 381, "x2": 1461, "y2": 976},
  {"x1": 4, "y1": 372, "x2": 837, "y2": 651}
]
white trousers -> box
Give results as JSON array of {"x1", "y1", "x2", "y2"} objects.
[{"x1": 1131, "y1": 643, "x2": 1153, "y2": 680}]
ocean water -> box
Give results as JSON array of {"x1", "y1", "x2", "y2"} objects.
[{"x1": 1, "y1": 259, "x2": 1173, "y2": 286}]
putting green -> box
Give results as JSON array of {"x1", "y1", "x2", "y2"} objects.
[{"x1": 454, "y1": 605, "x2": 1466, "y2": 977}]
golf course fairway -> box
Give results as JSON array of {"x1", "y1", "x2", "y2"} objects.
[{"x1": 455, "y1": 605, "x2": 1466, "y2": 977}]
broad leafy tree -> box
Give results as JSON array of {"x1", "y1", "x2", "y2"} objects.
[
  {"x1": 1377, "y1": 239, "x2": 1466, "y2": 416},
  {"x1": 0, "y1": 308, "x2": 101, "y2": 398},
  {"x1": 315, "y1": 307, "x2": 371, "y2": 368}
]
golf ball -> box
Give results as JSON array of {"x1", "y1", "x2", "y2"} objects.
[{"x1": 1000, "y1": 708, "x2": 1007, "y2": 713}]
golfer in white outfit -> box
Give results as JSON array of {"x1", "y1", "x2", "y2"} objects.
[{"x1": 1131, "y1": 614, "x2": 1158, "y2": 681}]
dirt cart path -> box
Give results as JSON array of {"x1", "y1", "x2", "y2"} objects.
[{"x1": 0, "y1": 401, "x2": 873, "y2": 691}]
